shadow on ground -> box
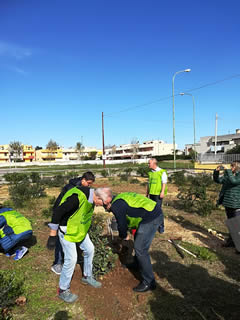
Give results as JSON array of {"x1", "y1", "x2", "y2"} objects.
[{"x1": 149, "y1": 250, "x2": 240, "y2": 320}]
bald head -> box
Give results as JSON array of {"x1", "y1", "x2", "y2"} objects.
[{"x1": 148, "y1": 158, "x2": 158, "y2": 170}]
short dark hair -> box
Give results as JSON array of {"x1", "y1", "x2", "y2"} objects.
[{"x1": 82, "y1": 171, "x2": 95, "y2": 182}]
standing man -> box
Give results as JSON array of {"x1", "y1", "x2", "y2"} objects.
[
  {"x1": 50, "y1": 171, "x2": 95, "y2": 275},
  {"x1": 46, "y1": 186, "x2": 103, "y2": 303},
  {"x1": 96, "y1": 188, "x2": 164, "y2": 293},
  {"x1": 146, "y1": 158, "x2": 167, "y2": 233}
]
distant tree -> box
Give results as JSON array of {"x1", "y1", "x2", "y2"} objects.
[
  {"x1": 9, "y1": 141, "x2": 23, "y2": 162},
  {"x1": 46, "y1": 139, "x2": 59, "y2": 160},
  {"x1": 46, "y1": 139, "x2": 58, "y2": 150},
  {"x1": 35, "y1": 146, "x2": 42, "y2": 150},
  {"x1": 89, "y1": 151, "x2": 97, "y2": 160},
  {"x1": 131, "y1": 138, "x2": 139, "y2": 160},
  {"x1": 75, "y1": 142, "x2": 84, "y2": 160},
  {"x1": 226, "y1": 145, "x2": 240, "y2": 154}
]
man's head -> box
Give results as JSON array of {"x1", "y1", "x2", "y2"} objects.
[
  {"x1": 94, "y1": 188, "x2": 113, "y2": 208},
  {"x1": 148, "y1": 158, "x2": 158, "y2": 170},
  {"x1": 81, "y1": 171, "x2": 95, "y2": 187}
]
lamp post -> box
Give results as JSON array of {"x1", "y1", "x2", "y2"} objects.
[
  {"x1": 180, "y1": 92, "x2": 196, "y2": 161},
  {"x1": 172, "y1": 69, "x2": 191, "y2": 170}
]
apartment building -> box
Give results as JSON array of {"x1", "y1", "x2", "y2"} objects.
[
  {"x1": 0, "y1": 145, "x2": 10, "y2": 163},
  {"x1": 105, "y1": 140, "x2": 174, "y2": 160},
  {"x1": 35, "y1": 148, "x2": 63, "y2": 162},
  {"x1": 22, "y1": 145, "x2": 35, "y2": 162},
  {"x1": 185, "y1": 129, "x2": 240, "y2": 155}
]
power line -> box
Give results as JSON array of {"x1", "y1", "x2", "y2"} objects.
[{"x1": 105, "y1": 73, "x2": 240, "y2": 117}]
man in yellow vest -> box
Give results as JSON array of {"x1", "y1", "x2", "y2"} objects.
[
  {"x1": 95, "y1": 188, "x2": 163, "y2": 293},
  {"x1": 47, "y1": 186, "x2": 104, "y2": 303},
  {"x1": 146, "y1": 158, "x2": 167, "y2": 233}
]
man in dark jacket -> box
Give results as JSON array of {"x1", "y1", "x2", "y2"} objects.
[
  {"x1": 213, "y1": 162, "x2": 240, "y2": 247},
  {"x1": 95, "y1": 188, "x2": 164, "y2": 293},
  {"x1": 50, "y1": 172, "x2": 95, "y2": 275}
]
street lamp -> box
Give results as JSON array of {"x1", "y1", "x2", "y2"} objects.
[
  {"x1": 172, "y1": 69, "x2": 191, "y2": 170},
  {"x1": 180, "y1": 92, "x2": 196, "y2": 161}
]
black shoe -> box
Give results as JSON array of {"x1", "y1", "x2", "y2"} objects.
[
  {"x1": 122, "y1": 262, "x2": 139, "y2": 270},
  {"x1": 222, "y1": 239, "x2": 234, "y2": 248},
  {"x1": 133, "y1": 281, "x2": 156, "y2": 293}
]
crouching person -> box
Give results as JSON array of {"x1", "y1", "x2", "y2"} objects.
[
  {"x1": 46, "y1": 186, "x2": 103, "y2": 303},
  {"x1": 96, "y1": 188, "x2": 164, "y2": 293},
  {"x1": 0, "y1": 206, "x2": 32, "y2": 260}
]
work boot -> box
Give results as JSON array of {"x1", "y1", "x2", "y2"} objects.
[
  {"x1": 58, "y1": 289, "x2": 78, "y2": 303},
  {"x1": 81, "y1": 276, "x2": 102, "y2": 288}
]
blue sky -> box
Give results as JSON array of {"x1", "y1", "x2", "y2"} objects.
[{"x1": 1, "y1": 0, "x2": 240, "y2": 150}]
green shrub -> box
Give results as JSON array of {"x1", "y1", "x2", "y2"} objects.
[
  {"x1": 88, "y1": 215, "x2": 117, "y2": 277},
  {"x1": 100, "y1": 170, "x2": 108, "y2": 178},
  {"x1": 170, "y1": 170, "x2": 186, "y2": 186},
  {"x1": 29, "y1": 172, "x2": 41, "y2": 183},
  {"x1": 0, "y1": 271, "x2": 24, "y2": 320},
  {"x1": 123, "y1": 167, "x2": 133, "y2": 176},
  {"x1": 5, "y1": 173, "x2": 46, "y2": 208},
  {"x1": 176, "y1": 173, "x2": 216, "y2": 216},
  {"x1": 130, "y1": 178, "x2": 139, "y2": 184},
  {"x1": 120, "y1": 175, "x2": 128, "y2": 182},
  {"x1": 136, "y1": 164, "x2": 149, "y2": 177}
]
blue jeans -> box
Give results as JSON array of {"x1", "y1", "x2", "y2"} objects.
[
  {"x1": 134, "y1": 213, "x2": 163, "y2": 285},
  {"x1": 58, "y1": 231, "x2": 94, "y2": 291},
  {"x1": 53, "y1": 236, "x2": 64, "y2": 265},
  {"x1": 149, "y1": 195, "x2": 164, "y2": 233}
]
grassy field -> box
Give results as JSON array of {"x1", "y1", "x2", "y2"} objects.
[{"x1": 1, "y1": 177, "x2": 239, "y2": 319}]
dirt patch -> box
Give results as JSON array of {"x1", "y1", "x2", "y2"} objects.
[{"x1": 70, "y1": 261, "x2": 148, "y2": 320}]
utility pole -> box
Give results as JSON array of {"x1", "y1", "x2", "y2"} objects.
[
  {"x1": 214, "y1": 113, "x2": 218, "y2": 157},
  {"x1": 102, "y1": 112, "x2": 106, "y2": 168}
]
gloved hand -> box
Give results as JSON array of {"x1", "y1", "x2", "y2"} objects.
[{"x1": 46, "y1": 236, "x2": 57, "y2": 250}]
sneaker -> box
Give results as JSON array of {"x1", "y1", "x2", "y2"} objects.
[
  {"x1": 81, "y1": 276, "x2": 102, "y2": 288},
  {"x1": 58, "y1": 288, "x2": 78, "y2": 303},
  {"x1": 51, "y1": 264, "x2": 62, "y2": 275},
  {"x1": 13, "y1": 247, "x2": 28, "y2": 261}
]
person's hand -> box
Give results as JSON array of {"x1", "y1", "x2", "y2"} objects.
[
  {"x1": 160, "y1": 192, "x2": 164, "y2": 199},
  {"x1": 46, "y1": 236, "x2": 57, "y2": 250},
  {"x1": 124, "y1": 234, "x2": 130, "y2": 241}
]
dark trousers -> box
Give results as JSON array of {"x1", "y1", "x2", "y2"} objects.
[
  {"x1": 134, "y1": 213, "x2": 163, "y2": 285},
  {"x1": 149, "y1": 195, "x2": 164, "y2": 233},
  {"x1": 53, "y1": 235, "x2": 64, "y2": 265}
]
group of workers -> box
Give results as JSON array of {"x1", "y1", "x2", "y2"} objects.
[{"x1": 1, "y1": 159, "x2": 239, "y2": 303}]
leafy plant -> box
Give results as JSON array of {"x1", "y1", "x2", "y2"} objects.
[
  {"x1": 180, "y1": 242, "x2": 218, "y2": 261},
  {"x1": 0, "y1": 271, "x2": 24, "y2": 320},
  {"x1": 130, "y1": 178, "x2": 139, "y2": 184},
  {"x1": 4, "y1": 173, "x2": 46, "y2": 208},
  {"x1": 136, "y1": 164, "x2": 149, "y2": 177},
  {"x1": 88, "y1": 215, "x2": 117, "y2": 277},
  {"x1": 176, "y1": 173, "x2": 215, "y2": 216},
  {"x1": 100, "y1": 170, "x2": 109, "y2": 178}
]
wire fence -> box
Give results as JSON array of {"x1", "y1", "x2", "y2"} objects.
[{"x1": 198, "y1": 153, "x2": 240, "y2": 164}]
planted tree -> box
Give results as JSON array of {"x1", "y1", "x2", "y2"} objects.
[{"x1": 88, "y1": 215, "x2": 117, "y2": 277}]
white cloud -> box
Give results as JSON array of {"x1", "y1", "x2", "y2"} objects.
[{"x1": 0, "y1": 41, "x2": 32, "y2": 59}]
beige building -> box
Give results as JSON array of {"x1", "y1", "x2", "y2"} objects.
[
  {"x1": 105, "y1": 140, "x2": 174, "y2": 160},
  {"x1": 0, "y1": 145, "x2": 10, "y2": 163}
]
